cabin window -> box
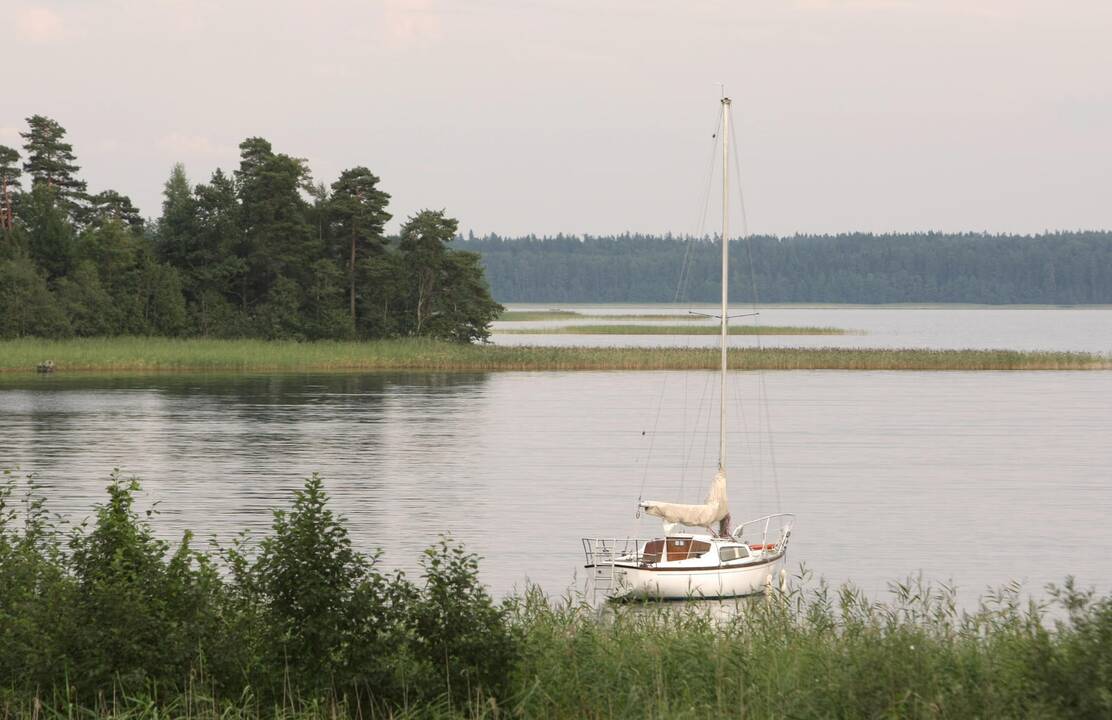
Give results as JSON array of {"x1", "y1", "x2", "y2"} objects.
[
  {"x1": 665, "y1": 538, "x2": 711, "y2": 561},
  {"x1": 719, "y1": 546, "x2": 750, "y2": 562}
]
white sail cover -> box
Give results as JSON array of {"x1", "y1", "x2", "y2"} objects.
[{"x1": 641, "y1": 471, "x2": 729, "y2": 527}]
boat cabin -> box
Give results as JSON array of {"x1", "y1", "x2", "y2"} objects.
[{"x1": 636, "y1": 534, "x2": 771, "y2": 567}]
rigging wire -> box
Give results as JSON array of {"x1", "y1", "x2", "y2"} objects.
[
  {"x1": 634, "y1": 107, "x2": 723, "y2": 517},
  {"x1": 728, "y1": 105, "x2": 783, "y2": 514}
]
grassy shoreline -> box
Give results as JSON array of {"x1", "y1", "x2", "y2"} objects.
[{"x1": 0, "y1": 337, "x2": 1109, "y2": 373}]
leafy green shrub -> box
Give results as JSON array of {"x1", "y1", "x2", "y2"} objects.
[
  {"x1": 406, "y1": 538, "x2": 518, "y2": 706},
  {"x1": 0, "y1": 471, "x2": 74, "y2": 692},
  {"x1": 250, "y1": 472, "x2": 411, "y2": 705},
  {"x1": 65, "y1": 472, "x2": 225, "y2": 695}
]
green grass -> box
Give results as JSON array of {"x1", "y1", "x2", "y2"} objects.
[
  {"x1": 4, "y1": 577, "x2": 1110, "y2": 719},
  {"x1": 0, "y1": 337, "x2": 1109, "y2": 373},
  {"x1": 499, "y1": 323, "x2": 850, "y2": 335},
  {"x1": 498, "y1": 310, "x2": 701, "y2": 321}
]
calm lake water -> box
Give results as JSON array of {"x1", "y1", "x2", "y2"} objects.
[
  {"x1": 2, "y1": 360, "x2": 1110, "y2": 605},
  {"x1": 494, "y1": 304, "x2": 1112, "y2": 353}
]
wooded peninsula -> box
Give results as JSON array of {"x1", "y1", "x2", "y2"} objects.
[{"x1": 0, "y1": 116, "x2": 502, "y2": 342}]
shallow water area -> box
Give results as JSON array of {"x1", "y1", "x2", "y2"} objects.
[
  {"x1": 494, "y1": 304, "x2": 1112, "y2": 353},
  {"x1": 2, "y1": 367, "x2": 1109, "y2": 607}
]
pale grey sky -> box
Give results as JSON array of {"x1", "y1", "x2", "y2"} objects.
[{"x1": 4, "y1": 0, "x2": 1110, "y2": 236}]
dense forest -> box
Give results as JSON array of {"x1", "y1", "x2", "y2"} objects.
[
  {"x1": 0, "y1": 116, "x2": 501, "y2": 341},
  {"x1": 458, "y1": 232, "x2": 1112, "y2": 304}
]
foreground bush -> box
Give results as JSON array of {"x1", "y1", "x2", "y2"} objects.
[
  {"x1": 0, "y1": 470, "x2": 516, "y2": 714},
  {"x1": 0, "y1": 469, "x2": 1109, "y2": 718}
]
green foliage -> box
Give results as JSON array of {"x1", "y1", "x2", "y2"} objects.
[
  {"x1": 1, "y1": 115, "x2": 500, "y2": 343},
  {"x1": 408, "y1": 539, "x2": 518, "y2": 704},
  {"x1": 329, "y1": 167, "x2": 391, "y2": 324},
  {"x1": 254, "y1": 474, "x2": 372, "y2": 683},
  {"x1": 54, "y1": 260, "x2": 114, "y2": 336},
  {"x1": 20, "y1": 114, "x2": 87, "y2": 219},
  {"x1": 65, "y1": 472, "x2": 222, "y2": 694},
  {"x1": 0, "y1": 254, "x2": 71, "y2": 338},
  {"x1": 22, "y1": 182, "x2": 76, "y2": 279},
  {"x1": 399, "y1": 211, "x2": 504, "y2": 341},
  {"x1": 0, "y1": 471, "x2": 1110, "y2": 718},
  {"x1": 88, "y1": 189, "x2": 144, "y2": 230},
  {"x1": 0, "y1": 144, "x2": 19, "y2": 236}
]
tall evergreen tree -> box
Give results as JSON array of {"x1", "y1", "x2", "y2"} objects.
[
  {"x1": 189, "y1": 169, "x2": 245, "y2": 334},
  {"x1": 234, "y1": 137, "x2": 316, "y2": 311},
  {"x1": 398, "y1": 210, "x2": 502, "y2": 340},
  {"x1": 20, "y1": 115, "x2": 87, "y2": 219},
  {"x1": 155, "y1": 164, "x2": 198, "y2": 276},
  {"x1": 329, "y1": 167, "x2": 391, "y2": 322},
  {"x1": 399, "y1": 210, "x2": 456, "y2": 335},
  {"x1": 0, "y1": 145, "x2": 20, "y2": 232}
]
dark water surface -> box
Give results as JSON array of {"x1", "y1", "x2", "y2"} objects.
[{"x1": 1, "y1": 370, "x2": 1109, "y2": 604}]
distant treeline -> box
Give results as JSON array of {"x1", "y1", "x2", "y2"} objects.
[
  {"x1": 458, "y1": 232, "x2": 1112, "y2": 304},
  {"x1": 0, "y1": 115, "x2": 500, "y2": 341}
]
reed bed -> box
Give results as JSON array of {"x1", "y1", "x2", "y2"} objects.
[
  {"x1": 0, "y1": 337, "x2": 1109, "y2": 374},
  {"x1": 498, "y1": 323, "x2": 849, "y2": 335}
]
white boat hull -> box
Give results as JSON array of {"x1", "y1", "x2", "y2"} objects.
[{"x1": 597, "y1": 554, "x2": 787, "y2": 601}]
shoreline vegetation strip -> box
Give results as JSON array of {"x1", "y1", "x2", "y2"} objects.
[
  {"x1": 1, "y1": 471, "x2": 1110, "y2": 718},
  {"x1": 0, "y1": 338, "x2": 1109, "y2": 373}
]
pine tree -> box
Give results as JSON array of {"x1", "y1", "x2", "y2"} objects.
[
  {"x1": 398, "y1": 210, "x2": 502, "y2": 340},
  {"x1": 234, "y1": 137, "x2": 316, "y2": 312},
  {"x1": 89, "y1": 190, "x2": 144, "y2": 230},
  {"x1": 20, "y1": 115, "x2": 87, "y2": 219},
  {"x1": 0, "y1": 145, "x2": 20, "y2": 232},
  {"x1": 329, "y1": 167, "x2": 391, "y2": 322}
]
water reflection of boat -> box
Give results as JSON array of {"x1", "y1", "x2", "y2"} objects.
[{"x1": 581, "y1": 95, "x2": 795, "y2": 602}]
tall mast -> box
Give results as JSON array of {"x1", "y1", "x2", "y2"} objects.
[{"x1": 719, "y1": 96, "x2": 731, "y2": 473}]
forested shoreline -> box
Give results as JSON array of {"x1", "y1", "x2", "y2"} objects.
[
  {"x1": 459, "y1": 232, "x2": 1112, "y2": 304},
  {"x1": 0, "y1": 116, "x2": 501, "y2": 342}
]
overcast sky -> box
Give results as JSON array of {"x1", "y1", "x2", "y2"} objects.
[{"x1": 4, "y1": 0, "x2": 1110, "y2": 237}]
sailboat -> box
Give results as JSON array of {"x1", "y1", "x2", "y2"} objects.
[{"x1": 582, "y1": 96, "x2": 795, "y2": 601}]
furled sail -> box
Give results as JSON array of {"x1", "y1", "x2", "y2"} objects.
[{"x1": 640, "y1": 471, "x2": 729, "y2": 527}]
